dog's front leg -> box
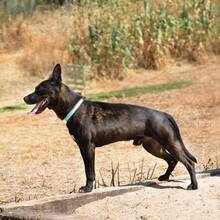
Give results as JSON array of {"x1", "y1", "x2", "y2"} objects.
[{"x1": 78, "y1": 143, "x2": 95, "y2": 193}]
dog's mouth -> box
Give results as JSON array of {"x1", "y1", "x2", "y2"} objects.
[{"x1": 30, "y1": 97, "x2": 49, "y2": 114}]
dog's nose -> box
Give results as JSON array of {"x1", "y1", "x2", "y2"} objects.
[{"x1": 23, "y1": 96, "x2": 28, "y2": 103}]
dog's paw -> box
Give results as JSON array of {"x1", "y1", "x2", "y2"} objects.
[
  {"x1": 78, "y1": 185, "x2": 93, "y2": 193},
  {"x1": 133, "y1": 139, "x2": 142, "y2": 146},
  {"x1": 187, "y1": 183, "x2": 198, "y2": 190},
  {"x1": 158, "y1": 174, "x2": 169, "y2": 181}
]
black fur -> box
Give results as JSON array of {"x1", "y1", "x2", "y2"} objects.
[{"x1": 24, "y1": 64, "x2": 198, "y2": 192}]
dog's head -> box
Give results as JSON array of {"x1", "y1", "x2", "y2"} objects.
[{"x1": 23, "y1": 64, "x2": 62, "y2": 114}]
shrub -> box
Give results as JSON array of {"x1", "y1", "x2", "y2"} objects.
[
  {"x1": 68, "y1": 0, "x2": 219, "y2": 78},
  {"x1": 1, "y1": 0, "x2": 219, "y2": 79}
]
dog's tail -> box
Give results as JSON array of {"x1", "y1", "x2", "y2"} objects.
[{"x1": 167, "y1": 114, "x2": 197, "y2": 163}]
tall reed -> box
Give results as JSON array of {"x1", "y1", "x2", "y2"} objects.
[{"x1": 68, "y1": 0, "x2": 219, "y2": 78}]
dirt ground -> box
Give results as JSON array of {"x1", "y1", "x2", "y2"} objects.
[
  {"x1": 74, "y1": 175, "x2": 220, "y2": 220},
  {"x1": 0, "y1": 51, "x2": 220, "y2": 213}
]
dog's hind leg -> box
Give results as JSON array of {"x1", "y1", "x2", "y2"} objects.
[
  {"x1": 142, "y1": 137, "x2": 177, "y2": 181},
  {"x1": 165, "y1": 114, "x2": 198, "y2": 189},
  {"x1": 151, "y1": 113, "x2": 198, "y2": 189},
  {"x1": 165, "y1": 141, "x2": 198, "y2": 190}
]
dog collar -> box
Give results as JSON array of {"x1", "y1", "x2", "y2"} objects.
[{"x1": 64, "y1": 98, "x2": 83, "y2": 123}]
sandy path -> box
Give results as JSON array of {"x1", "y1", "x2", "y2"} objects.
[{"x1": 74, "y1": 174, "x2": 220, "y2": 220}]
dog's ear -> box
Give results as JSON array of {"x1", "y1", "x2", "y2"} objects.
[{"x1": 49, "y1": 64, "x2": 62, "y2": 84}]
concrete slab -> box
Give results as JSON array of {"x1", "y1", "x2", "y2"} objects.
[
  {"x1": 0, "y1": 185, "x2": 144, "y2": 220},
  {"x1": 1, "y1": 170, "x2": 219, "y2": 220}
]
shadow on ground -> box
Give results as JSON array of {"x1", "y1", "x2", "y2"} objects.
[
  {"x1": 197, "y1": 168, "x2": 220, "y2": 176},
  {"x1": 120, "y1": 168, "x2": 220, "y2": 190}
]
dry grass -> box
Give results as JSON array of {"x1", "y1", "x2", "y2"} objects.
[
  {"x1": 0, "y1": 10, "x2": 72, "y2": 77},
  {"x1": 18, "y1": 10, "x2": 73, "y2": 77},
  {"x1": 0, "y1": 0, "x2": 220, "y2": 79},
  {"x1": 0, "y1": 16, "x2": 32, "y2": 50},
  {"x1": 19, "y1": 34, "x2": 70, "y2": 77},
  {"x1": 67, "y1": 0, "x2": 220, "y2": 77}
]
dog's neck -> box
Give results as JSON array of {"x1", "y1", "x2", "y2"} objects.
[{"x1": 52, "y1": 84, "x2": 83, "y2": 120}]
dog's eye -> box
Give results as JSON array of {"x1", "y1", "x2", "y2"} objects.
[{"x1": 36, "y1": 89, "x2": 45, "y2": 96}]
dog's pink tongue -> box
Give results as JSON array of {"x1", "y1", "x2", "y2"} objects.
[{"x1": 30, "y1": 100, "x2": 43, "y2": 114}]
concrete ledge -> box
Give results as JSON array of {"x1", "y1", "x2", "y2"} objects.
[
  {"x1": 0, "y1": 185, "x2": 144, "y2": 220},
  {"x1": 1, "y1": 169, "x2": 219, "y2": 220},
  {"x1": 175, "y1": 168, "x2": 220, "y2": 180}
]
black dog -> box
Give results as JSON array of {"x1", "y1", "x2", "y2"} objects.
[{"x1": 24, "y1": 64, "x2": 198, "y2": 192}]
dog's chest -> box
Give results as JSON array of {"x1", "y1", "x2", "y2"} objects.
[{"x1": 71, "y1": 135, "x2": 76, "y2": 142}]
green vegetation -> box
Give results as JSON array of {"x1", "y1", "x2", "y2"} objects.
[
  {"x1": 68, "y1": 0, "x2": 220, "y2": 78},
  {"x1": 0, "y1": 104, "x2": 28, "y2": 113},
  {"x1": 88, "y1": 81, "x2": 192, "y2": 100},
  {"x1": 0, "y1": 80, "x2": 192, "y2": 113},
  {"x1": 1, "y1": 0, "x2": 219, "y2": 79}
]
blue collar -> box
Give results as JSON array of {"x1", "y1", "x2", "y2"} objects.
[{"x1": 64, "y1": 98, "x2": 84, "y2": 123}]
